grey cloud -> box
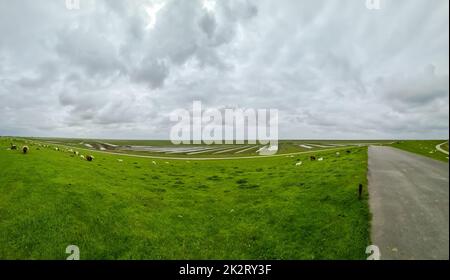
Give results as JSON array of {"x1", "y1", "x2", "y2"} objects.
[
  {"x1": 131, "y1": 59, "x2": 169, "y2": 89},
  {"x1": 55, "y1": 29, "x2": 124, "y2": 77},
  {"x1": 0, "y1": 0, "x2": 448, "y2": 139},
  {"x1": 376, "y1": 65, "x2": 449, "y2": 108},
  {"x1": 199, "y1": 14, "x2": 217, "y2": 38}
]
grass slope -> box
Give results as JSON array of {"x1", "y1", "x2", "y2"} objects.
[
  {"x1": 390, "y1": 140, "x2": 449, "y2": 162},
  {"x1": 0, "y1": 138, "x2": 370, "y2": 260}
]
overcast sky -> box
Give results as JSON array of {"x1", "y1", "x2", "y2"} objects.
[{"x1": 0, "y1": 0, "x2": 448, "y2": 139}]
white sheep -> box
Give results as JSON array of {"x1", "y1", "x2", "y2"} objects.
[
  {"x1": 86, "y1": 155, "x2": 94, "y2": 162},
  {"x1": 318, "y1": 157, "x2": 324, "y2": 161},
  {"x1": 296, "y1": 161, "x2": 303, "y2": 166},
  {"x1": 22, "y1": 146, "x2": 29, "y2": 154}
]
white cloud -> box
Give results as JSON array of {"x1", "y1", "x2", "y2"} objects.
[{"x1": 0, "y1": 0, "x2": 448, "y2": 139}]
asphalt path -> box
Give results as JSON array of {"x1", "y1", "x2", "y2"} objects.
[
  {"x1": 368, "y1": 146, "x2": 449, "y2": 260},
  {"x1": 436, "y1": 141, "x2": 449, "y2": 155}
]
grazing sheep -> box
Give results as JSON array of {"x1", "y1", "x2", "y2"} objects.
[
  {"x1": 318, "y1": 157, "x2": 324, "y2": 161},
  {"x1": 310, "y1": 156, "x2": 316, "y2": 161},
  {"x1": 55, "y1": 147, "x2": 59, "y2": 151},
  {"x1": 152, "y1": 161, "x2": 157, "y2": 165},
  {"x1": 86, "y1": 155, "x2": 94, "y2": 162},
  {"x1": 80, "y1": 155, "x2": 85, "y2": 159},
  {"x1": 22, "y1": 146, "x2": 29, "y2": 154},
  {"x1": 75, "y1": 151, "x2": 79, "y2": 156},
  {"x1": 296, "y1": 161, "x2": 303, "y2": 166},
  {"x1": 11, "y1": 144, "x2": 17, "y2": 150}
]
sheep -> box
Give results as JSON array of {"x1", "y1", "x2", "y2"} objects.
[
  {"x1": 55, "y1": 147, "x2": 59, "y2": 151},
  {"x1": 80, "y1": 155, "x2": 85, "y2": 160},
  {"x1": 310, "y1": 156, "x2": 316, "y2": 161},
  {"x1": 11, "y1": 144, "x2": 17, "y2": 150},
  {"x1": 336, "y1": 152, "x2": 340, "y2": 156},
  {"x1": 152, "y1": 161, "x2": 157, "y2": 165},
  {"x1": 117, "y1": 159, "x2": 123, "y2": 162},
  {"x1": 86, "y1": 155, "x2": 94, "y2": 162},
  {"x1": 74, "y1": 151, "x2": 79, "y2": 156},
  {"x1": 318, "y1": 157, "x2": 324, "y2": 161},
  {"x1": 22, "y1": 146, "x2": 29, "y2": 154},
  {"x1": 296, "y1": 161, "x2": 303, "y2": 166}
]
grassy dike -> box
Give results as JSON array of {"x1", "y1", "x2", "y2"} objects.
[
  {"x1": 391, "y1": 140, "x2": 449, "y2": 162},
  {"x1": 0, "y1": 138, "x2": 370, "y2": 260}
]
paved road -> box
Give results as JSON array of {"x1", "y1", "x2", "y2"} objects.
[
  {"x1": 368, "y1": 146, "x2": 449, "y2": 260},
  {"x1": 436, "y1": 141, "x2": 449, "y2": 155}
]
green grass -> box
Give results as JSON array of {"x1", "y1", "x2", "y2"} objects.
[
  {"x1": 0, "y1": 138, "x2": 370, "y2": 260},
  {"x1": 390, "y1": 140, "x2": 449, "y2": 162}
]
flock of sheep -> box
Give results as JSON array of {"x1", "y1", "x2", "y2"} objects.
[
  {"x1": 8, "y1": 142, "x2": 95, "y2": 162},
  {"x1": 293, "y1": 150, "x2": 351, "y2": 167},
  {"x1": 8, "y1": 140, "x2": 355, "y2": 168}
]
